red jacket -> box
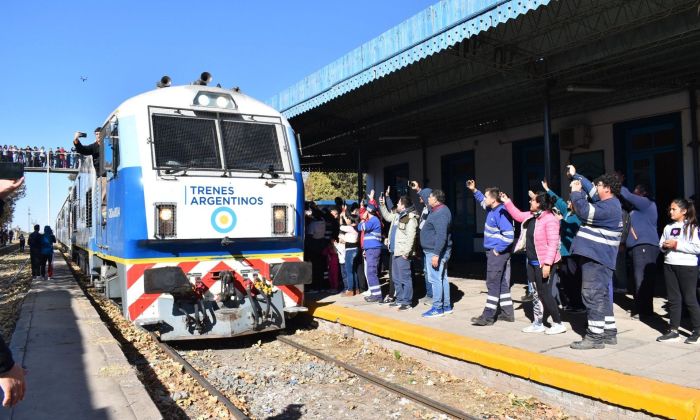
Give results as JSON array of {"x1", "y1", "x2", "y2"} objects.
[{"x1": 504, "y1": 201, "x2": 561, "y2": 266}]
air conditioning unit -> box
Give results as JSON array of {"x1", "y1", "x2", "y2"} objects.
[{"x1": 559, "y1": 125, "x2": 592, "y2": 150}]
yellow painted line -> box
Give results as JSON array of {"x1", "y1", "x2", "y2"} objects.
[
  {"x1": 72, "y1": 246, "x2": 302, "y2": 265},
  {"x1": 310, "y1": 303, "x2": 700, "y2": 419}
]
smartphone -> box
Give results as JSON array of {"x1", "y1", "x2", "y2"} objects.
[{"x1": 0, "y1": 162, "x2": 24, "y2": 180}]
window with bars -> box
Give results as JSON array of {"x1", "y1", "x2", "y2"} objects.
[
  {"x1": 151, "y1": 115, "x2": 221, "y2": 169},
  {"x1": 220, "y1": 121, "x2": 283, "y2": 172}
]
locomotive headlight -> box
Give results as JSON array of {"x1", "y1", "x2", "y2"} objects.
[
  {"x1": 159, "y1": 207, "x2": 173, "y2": 221},
  {"x1": 155, "y1": 203, "x2": 176, "y2": 238},
  {"x1": 193, "y1": 92, "x2": 236, "y2": 109},
  {"x1": 215, "y1": 96, "x2": 230, "y2": 108},
  {"x1": 196, "y1": 95, "x2": 211, "y2": 106},
  {"x1": 272, "y1": 205, "x2": 287, "y2": 235}
]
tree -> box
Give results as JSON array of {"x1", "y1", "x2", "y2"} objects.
[
  {"x1": 304, "y1": 171, "x2": 335, "y2": 201},
  {"x1": 304, "y1": 171, "x2": 361, "y2": 201},
  {"x1": 0, "y1": 183, "x2": 26, "y2": 228}
]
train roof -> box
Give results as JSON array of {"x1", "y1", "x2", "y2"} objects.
[{"x1": 106, "y1": 84, "x2": 289, "y2": 125}]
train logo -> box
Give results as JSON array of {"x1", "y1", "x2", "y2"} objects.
[{"x1": 210, "y1": 206, "x2": 237, "y2": 233}]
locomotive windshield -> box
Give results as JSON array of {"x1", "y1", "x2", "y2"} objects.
[
  {"x1": 220, "y1": 120, "x2": 283, "y2": 172},
  {"x1": 152, "y1": 115, "x2": 221, "y2": 169},
  {"x1": 151, "y1": 110, "x2": 287, "y2": 173}
]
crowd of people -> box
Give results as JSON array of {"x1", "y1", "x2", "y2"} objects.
[
  {"x1": 305, "y1": 165, "x2": 700, "y2": 350},
  {"x1": 0, "y1": 145, "x2": 81, "y2": 169}
]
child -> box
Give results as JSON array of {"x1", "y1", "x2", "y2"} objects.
[{"x1": 657, "y1": 198, "x2": 700, "y2": 344}]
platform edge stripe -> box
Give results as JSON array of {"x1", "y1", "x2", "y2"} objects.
[{"x1": 309, "y1": 303, "x2": 700, "y2": 419}]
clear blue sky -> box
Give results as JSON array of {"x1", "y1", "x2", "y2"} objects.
[{"x1": 0, "y1": 0, "x2": 436, "y2": 230}]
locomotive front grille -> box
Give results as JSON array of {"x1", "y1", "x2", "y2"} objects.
[
  {"x1": 152, "y1": 115, "x2": 221, "y2": 170},
  {"x1": 220, "y1": 120, "x2": 283, "y2": 172}
]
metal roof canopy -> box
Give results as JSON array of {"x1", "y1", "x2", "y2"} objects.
[{"x1": 268, "y1": 0, "x2": 700, "y2": 173}]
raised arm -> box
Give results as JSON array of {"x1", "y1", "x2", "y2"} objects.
[
  {"x1": 467, "y1": 179, "x2": 487, "y2": 210},
  {"x1": 501, "y1": 196, "x2": 531, "y2": 224},
  {"x1": 378, "y1": 196, "x2": 394, "y2": 223},
  {"x1": 620, "y1": 186, "x2": 652, "y2": 211}
]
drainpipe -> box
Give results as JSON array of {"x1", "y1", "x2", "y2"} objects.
[
  {"x1": 543, "y1": 81, "x2": 553, "y2": 184},
  {"x1": 689, "y1": 86, "x2": 700, "y2": 200}
]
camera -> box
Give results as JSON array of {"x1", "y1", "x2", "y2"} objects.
[
  {"x1": 0, "y1": 163, "x2": 24, "y2": 180},
  {"x1": 77, "y1": 132, "x2": 87, "y2": 138}
]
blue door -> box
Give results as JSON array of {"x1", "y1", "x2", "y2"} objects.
[
  {"x1": 512, "y1": 136, "x2": 561, "y2": 207},
  {"x1": 441, "y1": 151, "x2": 475, "y2": 260},
  {"x1": 383, "y1": 163, "x2": 409, "y2": 205},
  {"x1": 614, "y1": 113, "x2": 683, "y2": 229}
]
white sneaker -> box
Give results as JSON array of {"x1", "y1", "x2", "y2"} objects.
[
  {"x1": 545, "y1": 323, "x2": 567, "y2": 335},
  {"x1": 361, "y1": 290, "x2": 371, "y2": 296},
  {"x1": 522, "y1": 323, "x2": 546, "y2": 333}
]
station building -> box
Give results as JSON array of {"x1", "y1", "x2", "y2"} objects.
[{"x1": 268, "y1": 0, "x2": 700, "y2": 262}]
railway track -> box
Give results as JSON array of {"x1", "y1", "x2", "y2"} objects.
[
  {"x1": 170, "y1": 331, "x2": 476, "y2": 419},
  {"x1": 143, "y1": 330, "x2": 249, "y2": 420},
  {"x1": 276, "y1": 335, "x2": 478, "y2": 420}
]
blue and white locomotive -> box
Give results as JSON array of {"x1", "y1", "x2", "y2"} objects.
[{"x1": 56, "y1": 73, "x2": 310, "y2": 340}]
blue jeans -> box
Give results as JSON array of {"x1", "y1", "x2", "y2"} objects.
[
  {"x1": 343, "y1": 247, "x2": 358, "y2": 291},
  {"x1": 425, "y1": 252, "x2": 450, "y2": 309},
  {"x1": 392, "y1": 256, "x2": 412, "y2": 305},
  {"x1": 422, "y1": 254, "x2": 432, "y2": 298}
]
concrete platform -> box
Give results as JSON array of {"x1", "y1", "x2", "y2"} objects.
[
  {"x1": 312, "y1": 277, "x2": 700, "y2": 419},
  {"x1": 3, "y1": 251, "x2": 161, "y2": 420}
]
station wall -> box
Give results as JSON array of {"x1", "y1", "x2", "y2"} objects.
[{"x1": 366, "y1": 91, "x2": 699, "y2": 254}]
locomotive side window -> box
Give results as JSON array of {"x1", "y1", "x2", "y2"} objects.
[
  {"x1": 101, "y1": 117, "x2": 119, "y2": 179},
  {"x1": 152, "y1": 115, "x2": 220, "y2": 170},
  {"x1": 220, "y1": 121, "x2": 283, "y2": 172}
]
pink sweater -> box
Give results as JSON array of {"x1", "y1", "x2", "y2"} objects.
[{"x1": 504, "y1": 201, "x2": 561, "y2": 265}]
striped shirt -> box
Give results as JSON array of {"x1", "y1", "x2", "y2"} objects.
[
  {"x1": 570, "y1": 190, "x2": 623, "y2": 270},
  {"x1": 357, "y1": 216, "x2": 383, "y2": 249},
  {"x1": 474, "y1": 190, "x2": 514, "y2": 253}
]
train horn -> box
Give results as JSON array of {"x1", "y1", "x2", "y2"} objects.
[
  {"x1": 193, "y1": 72, "x2": 212, "y2": 86},
  {"x1": 156, "y1": 75, "x2": 171, "y2": 88}
]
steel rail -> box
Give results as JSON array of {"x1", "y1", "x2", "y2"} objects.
[
  {"x1": 277, "y1": 335, "x2": 478, "y2": 420},
  {"x1": 143, "y1": 330, "x2": 249, "y2": 420},
  {"x1": 60, "y1": 250, "x2": 248, "y2": 420}
]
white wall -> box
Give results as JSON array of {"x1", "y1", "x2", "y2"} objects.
[{"x1": 366, "y1": 90, "x2": 700, "y2": 245}]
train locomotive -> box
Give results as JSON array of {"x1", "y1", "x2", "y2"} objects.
[{"x1": 56, "y1": 73, "x2": 311, "y2": 340}]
